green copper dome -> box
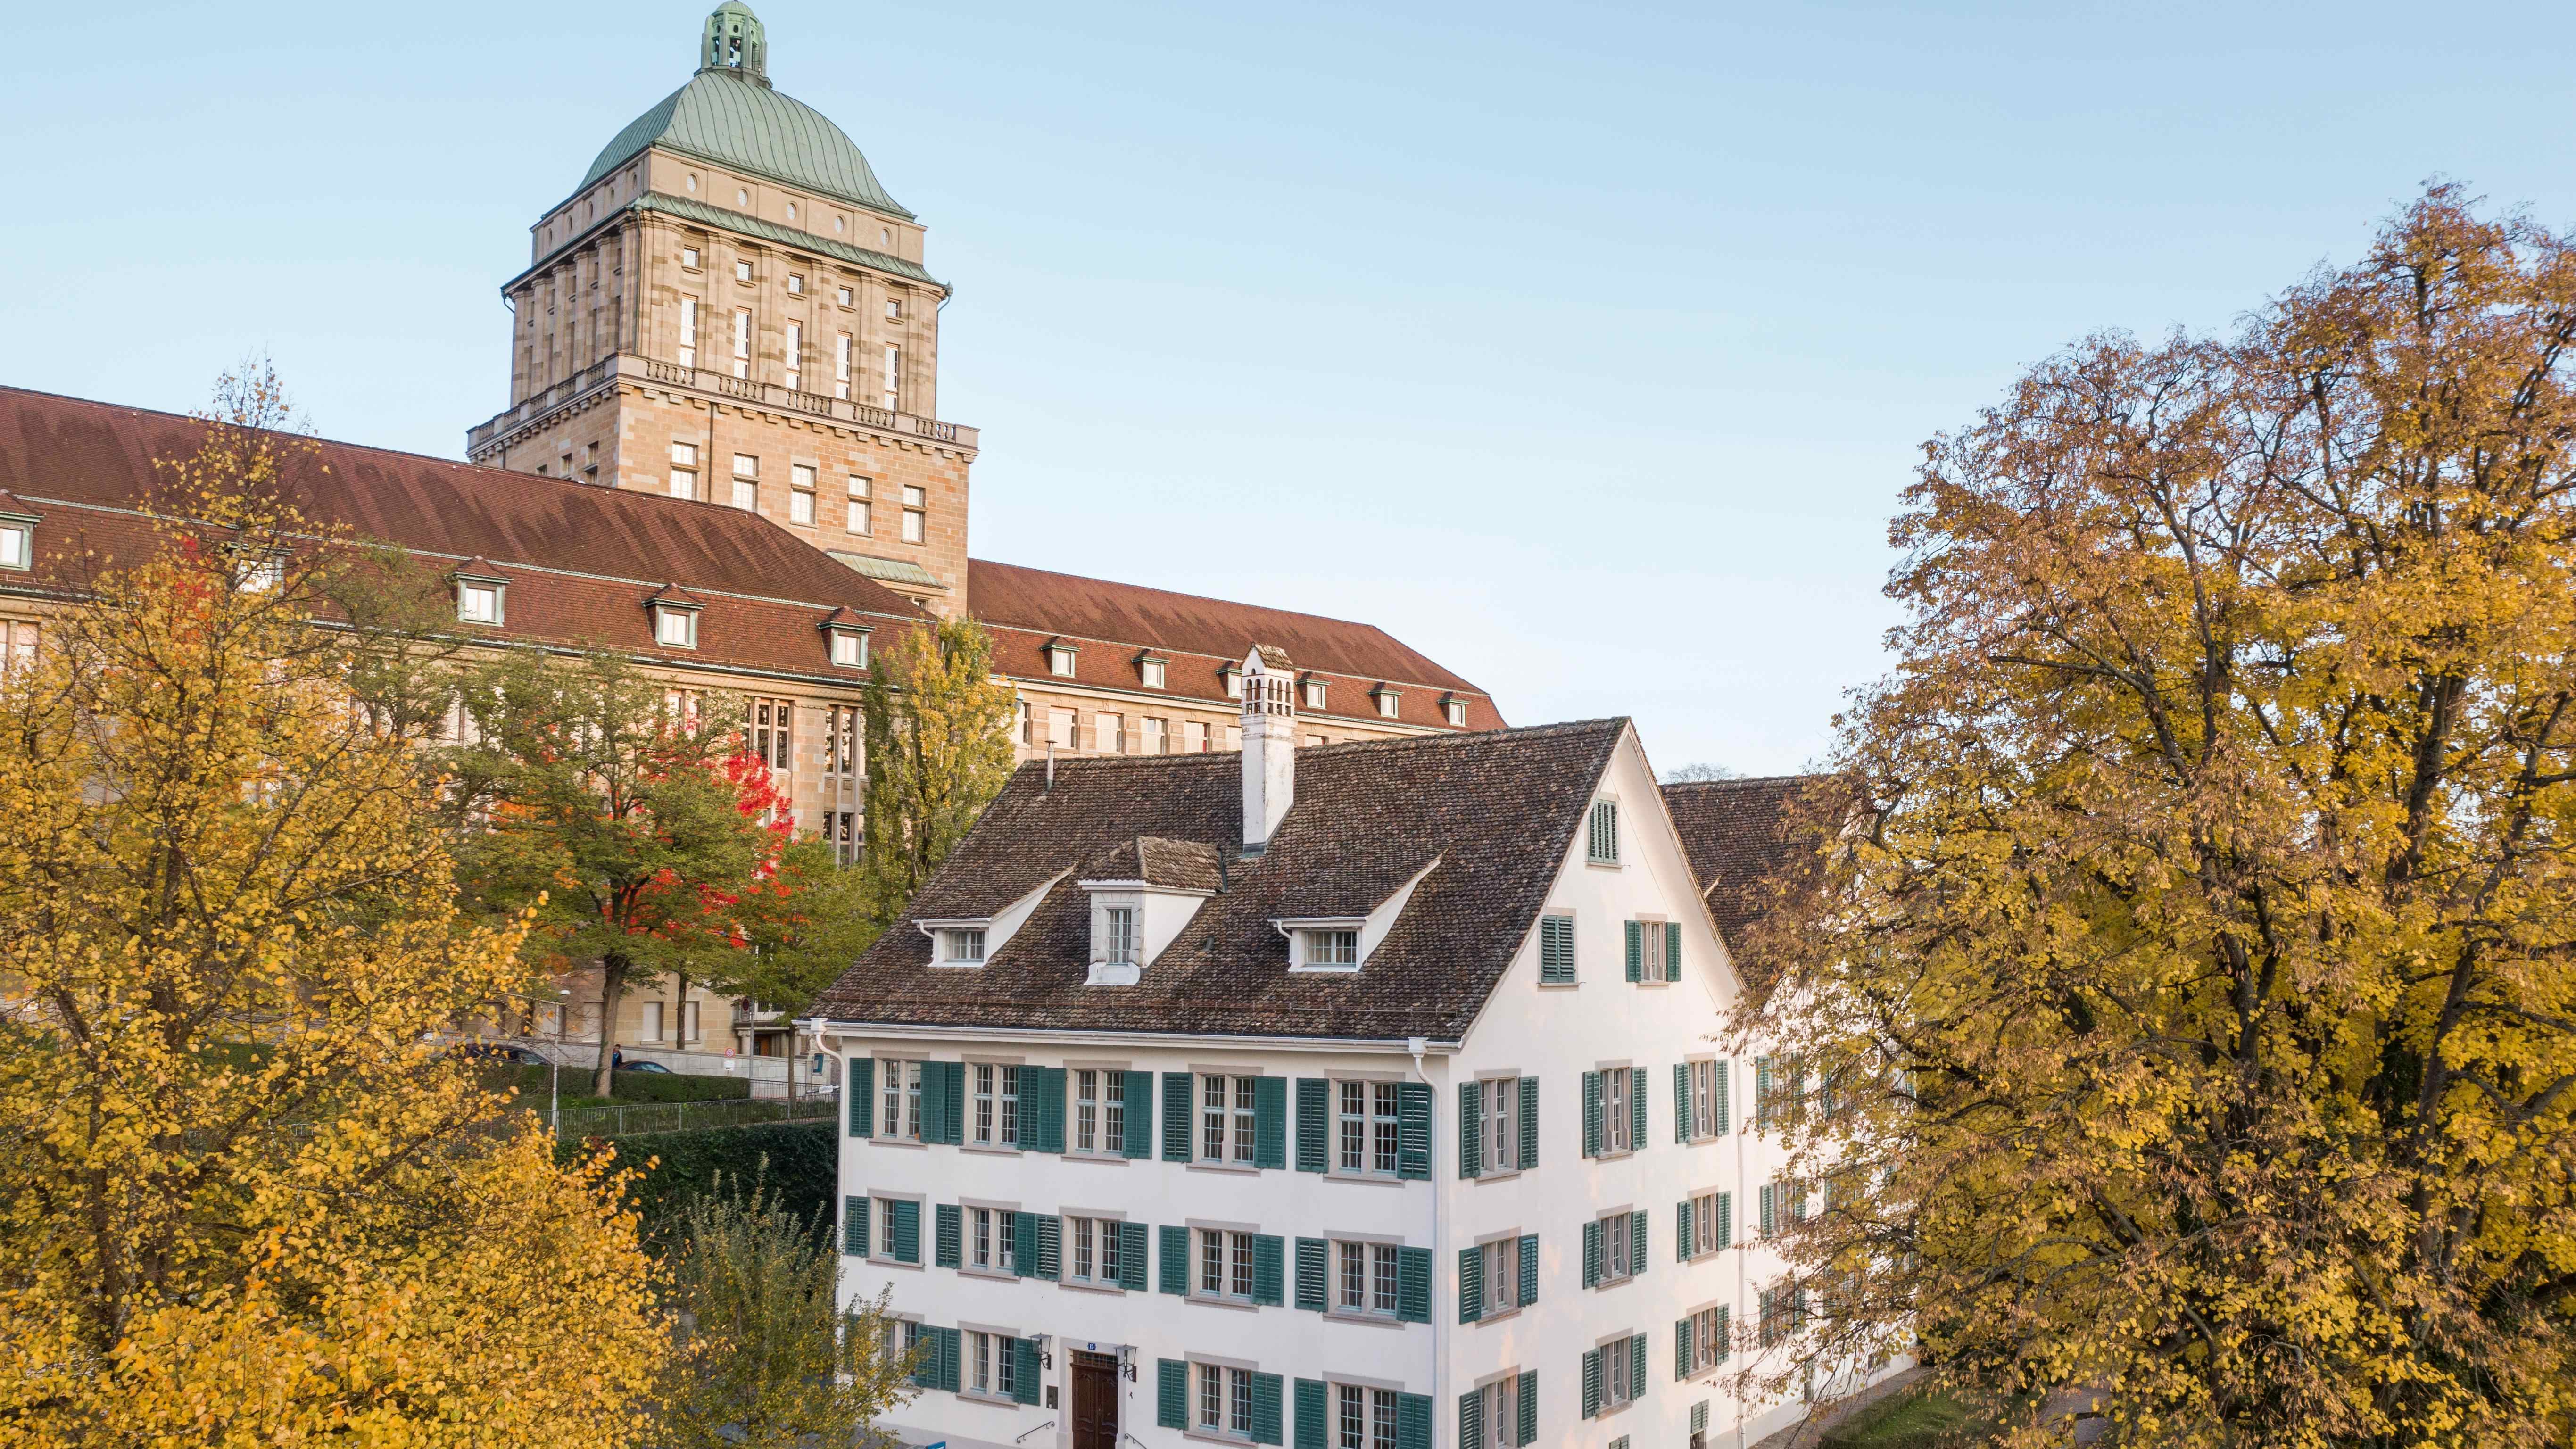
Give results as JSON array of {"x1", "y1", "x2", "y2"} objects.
[{"x1": 579, "y1": 5, "x2": 912, "y2": 221}]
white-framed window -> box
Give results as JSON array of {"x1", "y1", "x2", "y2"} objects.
[
  {"x1": 238, "y1": 554, "x2": 284, "y2": 592},
  {"x1": 732, "y1": 307, "x2": 753, "y2": 377},
  {"x1": 1141, "y1": 717, "x2": 1168, "y2": 754},
  {"x1": 837, "y1": 284, "x2": 854, "y2": 307},
  {"x1": 1600, "y1": 1334, "x2": 1638, "y2": 1410},
  {"x1": 847, "y1": 475, "x2": 872, "y2": 534},
  {"x1": 1599, "y1": 1209, "x2": 1635, "y2": 1283},
  {"x1": 784, "y1": 320, "x2": 803, "y2": 390},
  {"x1": 1588, "y1": 798, "x2": 1621, "y2": 863},
  {"x1": 1690, "y1": 1190, "x2": 1731, "y2": 1257},
  {"x1": 789, "y1": 463, "x2": 817, "y2": 524},
  {"x1": 669, "y1": 440, "x2": 698, "y2": 500},
  {"x1": 787, "y1": 272, "x2": 805, "y2": 295},
  {"x1": 1047, "y1": 707, "x2": 1077, "y2": 749},
  {"x1": 901, "y1": 484, "x2": 926, "y2": 543},
  {"x1": 677, "y1": 296, "x2": 699, "y2": 368},
  {"x1": 830, "y1": 629, "x2": 868, "y2": 668},
  {"x1": 655, "y1": 607, "x2": 697, "y2": 648},
  {"x1": 1048, "y1": 646, "x2": 1077, "y2": 678},
  {"x1": 1198, "y1": 1361, "x2": 1256, "y2": 1440},
  {"x1": 835, "y1": 331, "x2": 853, "y2": 399},
  {"x1": 969, "y1": 1206, "x2": 1017, "y2": 1271},
  {"x1": 1302, "y1": 679, "x2": 1328, "y2": 710},
  {"x1": 1445, "y1": 698, "x2": 1468, "y2": 727},
  {"x1": 1097, "y1": 712, "x2": 1125, "y2": 753},
  {"x1": 1689, "y1": 1059, "x2": 1726, "y2": 1140},
  {"x1": 1066, "y1": 1213, "x2": 1123, "y2": 1285},
  {"x1": 1335, "y1": 1080, "x2": 1400, "y2": 1176},
  {"x1": 877, "y1": 1058, "x2": 923, "y2": 1142},
  {"x1": 640, "y1": 1001, "x2": 664, "y2": 1042},
  {"x1": 967, "y1": 1329, "x2": 1015, "y2": 1399},
  {"x1": 1101, "y1": 906, "x2": 1138, "y2": 965},
  {"x1": 1337, "y1": 1382, "x2": 1401, "y2": 1449},
  {"x1": 1483, "y1": 1077, "x2": 1519, "y2": 1173},
  {"x1": 1480, "y1": 1236, "x2": 1520, "y2": 1315},
  {"x1": 456, "y1": 580, "x2": 502, "y2": 624},
  {"x1": 882, "y1": 343, "x2": 901, "y2": 409},
  {"x1": 1376, "y1": 691, "x2": 1399, "y2": 719},
  {"x1": 0, "y1": 522, "x2": 30, "y2": 571},
  {"x1": 1142, "y1": 658, "x2": 1167, "y2": 689},
  {"x1": 1073, "y1": 1068, "x2": 1128, "y2": 1155},
  {"x1": 1334, "y1": 1239, "x2": 1399, "y2": 1317},
  {"x1": 1201, "y1": 1075, "x2": 1259, "y2": 1165},
  {"x1": 971, "y1": 1063, "x2": 1020, "y2": 1147},
  {"x1": 1688, "y1": 1303, "x2": 1730, "y2": 1373},
  {"x1": 1197, "y1": 1229, "x2": 1258, "y2": 1302},
  {"x1": 734, "y1": 258, "x2": 754, "y2": 282},
  {"x1": 887, "y1": 296, "x2": 904, "y2": 321},
  {"x1": 728, "y1": 454, "x2": 759, "y2": 513},
  {"x1": 680, "y1": 245, "x2": 702, "y2": 270},
  {"x1": 1301, "y1": 929, "x2": 1358, "y2": 970},
  {"x1": 944, "y1": 928, "x2": 986, "y2": 964},
  {"x1": 1184, "y1": 720, "x2": 1210, "y2": 753},
  {"x1": 1609, "y1": 1066, "x2": 1639, "y2": 1154},
  {"x1": 1223, "y1": 668, "x2": 1244, "y2": 700}
]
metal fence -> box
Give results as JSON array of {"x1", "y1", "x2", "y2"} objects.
[{"x1": 551, "y1": 1093, "x2": 839, "y2": 1138}]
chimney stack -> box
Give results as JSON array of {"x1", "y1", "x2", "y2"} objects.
[{"x1": 1240, "y1": 645, "x2": 1295, "y2": 854}]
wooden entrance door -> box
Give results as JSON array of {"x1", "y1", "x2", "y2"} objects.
[{"x1": 1070, "y1": 1351, "x2": 1118, "y2": 1449}]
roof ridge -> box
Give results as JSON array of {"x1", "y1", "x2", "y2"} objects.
[
  {"x1": 1660, "y1": 773, "x2": 1826, "y2": 789},
  {"x1": 969, "y1": 557, "x2": 1412, "y2": 640}
]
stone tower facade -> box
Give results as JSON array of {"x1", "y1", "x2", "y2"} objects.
[{"x1": 465, "y1": 3, "x2": 975, "y2": 616}]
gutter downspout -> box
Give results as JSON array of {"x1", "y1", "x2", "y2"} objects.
[{"x1": 1407, "y1": 1036, "x2": 1441, "y2": 1446}]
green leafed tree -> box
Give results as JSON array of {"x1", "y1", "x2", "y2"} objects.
[{"x1": 857, "y1": 615, "x2": 1018, "y2": 929}]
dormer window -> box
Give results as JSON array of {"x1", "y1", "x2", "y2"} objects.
[
  {"x1": 1372, "y1": 687, "x2": 1400, "y2": 720},
  {"x1": 944, "y1": 928, "x2": 986, "y2": 964},
  {"x1": 1047, "y1": 643, "x2": 1078, "y2": 677},
  {"x1": 238, "y1": 554, "x2": 285, "y2": 593},
  {"x1": 458, "y1": 580, "x2": 503, "y2": 624},
  {"x1": 0, "y1": 506, "x2": 33, "y2": 571},
  {"x1": 1139, "y1": 655, "x2": 1168, "y2": 690},
  {"x1": 831, "y1": 629, "x2": 868, "y2": 668},
  {"x1": 1303, "y1": 929, "x2": 1358, "y2": 969},
  {"x1": 1101, "y1": 907, "x2": 1138, "y2": 966},
  {"x1": 1301, "y1": 679, "x2": 1328, "y2": 711},
  {"x1": 656, "y1": 608, "x2": 697, "y2": 648},
  {"x1": 1221, "y1": 663, "x2": 1243, "y2": 699},
  {"x1": 1444, "y1": 698, "x2": 1468, "y2": 727}
]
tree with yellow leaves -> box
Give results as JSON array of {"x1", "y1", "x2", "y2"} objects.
[
  {"x1": 1739, "y1": 187, "x2": 2576, "y2": 1448},
  {"x1": 0, "y1": 368, "x2": 667, "y2": 1445},
  {"x1": 857, "y1": 613, "x2": 1019, "y2": 930}
]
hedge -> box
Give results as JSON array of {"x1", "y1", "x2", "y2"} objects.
[
  {"x1": 484, "y1": 1063, "x2": 752, "y2": 1103},
  {"x1": 567, "y1": 1120, "x2": 838, "y2": 1244}
]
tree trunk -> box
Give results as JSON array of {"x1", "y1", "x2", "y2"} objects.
[{"x1": 591, "y1": 952, "x2": 630, "y2": 1098}]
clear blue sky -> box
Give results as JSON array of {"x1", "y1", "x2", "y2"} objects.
[{"x1": 9, "y1": 2, "x2": 2575, "y2": 775}]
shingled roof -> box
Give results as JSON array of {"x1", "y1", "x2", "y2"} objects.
[
  {"x1": 1660, "y1": 774, "x2": 1833, "y2": 985},
  {"x1": 810, "y1": 719, "x2": 1629, "y2": 1042}
]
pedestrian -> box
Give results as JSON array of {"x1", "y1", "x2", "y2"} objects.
[{"x1": 611, "y1": 1045, "x2": 623, "y2": 1073}]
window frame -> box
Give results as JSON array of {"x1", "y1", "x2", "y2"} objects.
[
  {"x1": 1332, "y1": 1078, "x2": 1402, "y2": 1178},
  {"x1": 1587, "y1": 797, "x2": 1622, "y2": 864},
  {"x1": 456, "y1": 579, "x2": 504, "y2": 625}
]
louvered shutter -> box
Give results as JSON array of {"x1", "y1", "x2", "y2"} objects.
[
  {"x1": 1631, "y1": 1071, "x2": 1648, "y2": 1149},
  {"x1": 1629, "y1": 1333, "x2": 1646, "y2": 1401},
  {"x1": 1624, "y1": 920, "x2": 1642, "y2": 981},
  {"x1": 1582, "y1": 1072, "x2": 1602, "y2": 1158},
  {"x1": 1675, "y1": 1317, "x2": 1693, "y2": 1380},
  {"x1": 1458, "y1": 1081, "x2": 1482, "y2": 1179},
  {"x1": 1119, "y1": 1221, "x2": 1149, "y2": 1291},
  {"x1": 1539, "y1": 915, "x2": 1575, "y2": 983},
  {"x1": 1519, "y1": 1076, "x2": 1540, "y2": 1167},
  {"x1": 1716, "y1": 1191, "x2": 1733, "y2": 1250},
  {"x1": 1251, "y1": 1372, "x2": 1284, "y2": 1445},
  {"x1": 1253, "y1": 1076, "x2": 1287, "y2": 1169},
  {"x1": 1011, "y1": 1336, "x2": 1041, "y2": 1404},
  {"x1": 1666, "y1": 920, "x2": 1681, "y2": 980},
  {"x1": 1024, "y1": 1066, "x2": 1068, "y2": 1153},
  {"x1": 1013, "y1": 1210, "x2": 1038, "y2": 1278},
  {"x1": 1395, "y1": 1082, "x2": 1431, "y2": 1179},
  {"x1": 1458, "y1": 1244, "x2": 1483, "y2": 1323},
  {"x1": 1160, "y1": 1225, "x2": 1190, "y2": 1295},
  {"x1": 936, "y1": 1203, "x2": 961, "y2": 1267},
  {"x1": 848, "y1": 1058, "x2": 873, "y2": 1136},
  {"x1": 843, "y1": 1195, "x2": 869, "y2": 1256},
  {"x1": 916, "y1": 1062, "x2": 944, "y2": 1143},
  {"x1": 1295, "y1": 1238, "x2": 1327, "y2": 1311},
  {"x1": 1295, "y1": 1379, "x2": 1328, "y2": 1449},
  {"x1": 1713, "y1": 1304, "x2": 1731, "y2": 1364},
  {"x1": 1674, "y1": 1064, "x2": 1692, "y2": 1143},
  {"x1": 1158, "y1": 1359, "x2": 1187, "y2": 1427},
  {"x1": 1759, "y1": 1184, "x2": 1776, "y2": 1237},
  {"x1": 1035, "y1": 1214, "x2": 1061, "y2": 1279},
  {"x1": 1714, "y1": 1059, "x2": 1731, "y2": 1136},
  {"x1": 889, "y1": 1199, "x2": 920, "y2": 1264},
  {"x1": 1396, "y1": 1393, "x2": 1431, "y2": 1449},
  {"x1": 1676, "y1": 1199, "x2": 1693, "y2": 1262},
  {"x1": 1162, "y1": 1071, "x2": 1194, "y2": 1161},
  {"x1": 1754, "y1": 1056, "x2": 1771, "y2": 1129},
  {"x1": 935, "y1": 1326, "x2": 962, "y2": 1393},
  {"x1": 1518, "y1": 1372, "x2": 1537, "y2": 1447},
  {"x1": 1459, "y1": 1389, "x2": 1483, "y2": 1449},
  {"x1": 1518, "y1": 1234, "x2": 1539, "y2": 1306},
  {"x1": 1123, "y1": 1071, "x2": 1156, "y2": 1158},
  {"x1": 1582, "y1": 1218, "x2": 1601, "y2": 1288},
  {"x1": 1629, "y1": 1209, "x2": 1647, "y2": 1283},
  {"x1": 1252, "y1": 1234, "x2": 1284, "y2": 1306},
  {"x1": 1295, "y1": 1078, "x2": 1329, "y2": 1172},
  {"x1": 1396, "y1": 1246, "x2": 1430, "y2": 1323},
  {"x1": 1582, "y1": 1349, "x2": 1601, "y2": 1419},
  {"x1": 939, "y1": 1060, "x2": 968, "y2": 1143}
]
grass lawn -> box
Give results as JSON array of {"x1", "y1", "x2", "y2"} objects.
[{"x1": 1821, "y1": 1386, "x2": 1994, "y2": 1449}]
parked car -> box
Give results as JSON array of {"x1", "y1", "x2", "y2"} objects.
[
  {"x1": 615, "y1": 1059, "x2": 672, "y2": 1073},
  {"x1": 442, "y1": 1043, "x2": 548, "y2": 1066}
]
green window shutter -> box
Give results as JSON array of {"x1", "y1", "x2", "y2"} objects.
[
  {"x1": 1396, "y1": 1393, "x2": 1431, "y2": 1449},
  {"x1": 1295, "y1": 1378, "x2": 1329, "y2": 1449},
  {"x1": 843, "y1": 1195, "x2": 869, "y2": 1256},
  {"x1": 1395, "y1": 1082, "x2": 1432, "y2": 1179},
  {"x1": 1582, "y1": 1349, "x2": 1601, "y2": 1419},
  {"x1": 1675, "y1": 1318, "x2": 1692, "y2": 1380},
  {"x1": 1714, "y1": 1059, "x2": 1730, "y2": 1136},
  {"x1": 1666, "y1": 921, "x2": 1681, "y2": 980},
  {"x1": 1252, "y1": 1234, "x2": 1285, "y2": 1306},
  {"x1": 1581, "y1": 1072, "x2": 1601, "y2": 1159},
  {"x1": 1119, "y1": 1220, "x2": 1150, "y2": 1292},
  {"x1": 1458, "y1": 1081, "x2": 1482, "y2": 1179},
  {"x1": 1539, "y1": 914, "x2": 1574, "y2": 983},
  {"x1": 938, "y1": 1060, "x2": 970, "y2": 1143},
  {"x1": 1459, "y1": 1389, "x2": 1483, "y2": 1449},
  {"x1": 1754, "y1": 1056, "x2": 1771, "y2": 1129},
  {"x1": 1518, "y1": 1234, "x2": 1539, "y2": 1306},
  {"x1": 1036, "y1": 1214, "x2": 1061, "y2": 1280},
  {"x1": 1519, "y1": 1076, "x2": 1540, "y2": 1168},
  {"x1": 936, "y1": 1326, "x2": 962, "y2": 1393},
  {"x1": 936, "y1": 1203, "x2": 961, "y2": 1267},
  {"x1": 1158, "y1": 1358, "x2": 1187, "y2": 1428},
  {"x1": 1694, "y1": 1399, "x2": 1711, "y2": 1434},
  {"x1": 916, "y1": 1062, "x2": 945, "y2": 1143},
  {"x1": 1582, "y1": 1218, "x2": 1601, "y2": 1288},
  {"x1": 1253, "y1": 1076, "x2": 1288, "y2": 1170},
  {"x1": 890, "y1": 1199, "x2": 920, "y2": 1264},
  {"x1": 1011, "y1": 1335, "x2": 1041, "y2": 1405},
  {"x1": 1396, "y1": 1246, "x2": 1431, "y2": 1323},
  {"x1": 1674, "y1": 1064, "x2": 1691, "y2": 1143},
  {"x1": 1629, "y1": 1332, "x2": 1645, "y2": 1401},
  {"x1": 1295, "y1": 1237, "x2": 1328, "y2": 1312},
  {"x1": 1019, "y1": 1065, "x2": 1066, "y2": 1153},
  {"x1": 1631, "y1": 1070, "x2": 1648, "y2": 1149},
  {"x1": 1716, "y1": 1192, "x2": 1733, "y2": 1250},
  {"x1": 1629, "y1": 1209, "x2": 1647, "y2": 1283},
  {"x1": 1162, "y1": 1071, "x2": 1193, "y2": 1161},
  {"x1": 1714, "y1": 1304, "x2": 1731, "y2": 1363},
  {"x1": 1251, "y1": 1372, "x2": 1284, "y2": 1446},
  {"x1": 1159, "y1": 1225, "x2": 1190, "y2": 1295},
  {"x1": 1458, "y1": 1244, "x2": 1483, "y2": 1323},
  {"x1": 1123, "y1": 1071, "x2": 1156, "y2": 1159},
  {"x1": 1759, "y1": 1184, "x2": 1776, "y2": 1237},
  {"x1": 1624, "y1": 920, "x2": 1642, "y2": 981},
  {"x1": 848, "y1": 1058, "x2": 874, "y2": 1136},
  {"x1": 1676, "y1": 1199, "x2": 1692, "y2": 1262},
  {"x1": 1517, "y1": 1371, "x2": 1536, "y2": 1446},
  {"x1": 1013, "y1": 1210, "x2": 1038, "y2": 1278},
  {"x1": 1295, "y1": 1078, "x2": 1329, "y2": 1172}
]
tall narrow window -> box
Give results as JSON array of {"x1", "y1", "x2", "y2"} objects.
[
  {"x1": 973, "y1": 1063, "x2": 996, "y2": 1145},
  {"x1": 790, "y1": 463, "x2": 817, "y2": 525},
  {"x1": 846, "y1": 476, "x2": 871, "y2": 535},
  {"x1": 669, "y1": 441, "x2": 698, "y2": 501},
  {"x1": 732, "y1": 454, "x2": 758, "y2": 511},
  {"x1": 1075, "y1": 1069, "x2": 1098, "y2": 1153},
  {"x1": 835, "y1": 332, "x2": 853, "y2": 399},
  {"x1": 1588, "y1": 799, "x2": 1621, "y2": 863},
  {"x1": 1103, "y1": 907, "x2": 1138, "y2": 966},
  {"x1": 901, "y1": 485, "x2": 926, "y2": 543},
  {"x1": 678, "y1": 297, "x2": 699, "y2": 368},
  {"x1": 733, "y1": 308, "x2": 753, "y2": 378},
  {"x1": 783, "y1": 320, "x2": 803, "y2": 391},
  {"x1": 882, "y1": 343, "x2": 900, "y2": 410}
]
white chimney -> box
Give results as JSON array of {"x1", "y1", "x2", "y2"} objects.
[{"x1": 1240, "y1": 645, "x2": 1295, "y2": 854}]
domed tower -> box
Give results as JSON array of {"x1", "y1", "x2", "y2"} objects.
[{"x1": 466, "y1": 2, "x2": 975, "y2": 614}]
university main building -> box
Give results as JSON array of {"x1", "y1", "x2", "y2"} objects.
[{"x1": 0, "y1": 5, "x2": 1496, "y2": 1068}]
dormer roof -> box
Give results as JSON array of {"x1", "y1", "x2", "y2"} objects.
[
  {"x1": 1079, "y1": 835, "x2": 1223, "y2": 894},
  {"x1": 646, "y1": 582, "x2": 707, "y2": 611}
]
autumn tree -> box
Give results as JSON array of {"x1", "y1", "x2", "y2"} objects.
[
  {"x1": 0, "y1": 368, "x2": 666, "y2": 1444},
  {"x1": 1738, "y1": 186, "x2": 2576, "y2": 1449},
  {"x1": 856, "y1": 613, "x2": 1018, "y2": 928},
  {"x1": 444, "y1": 649, "x2": 795, "y2": 1097}
]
